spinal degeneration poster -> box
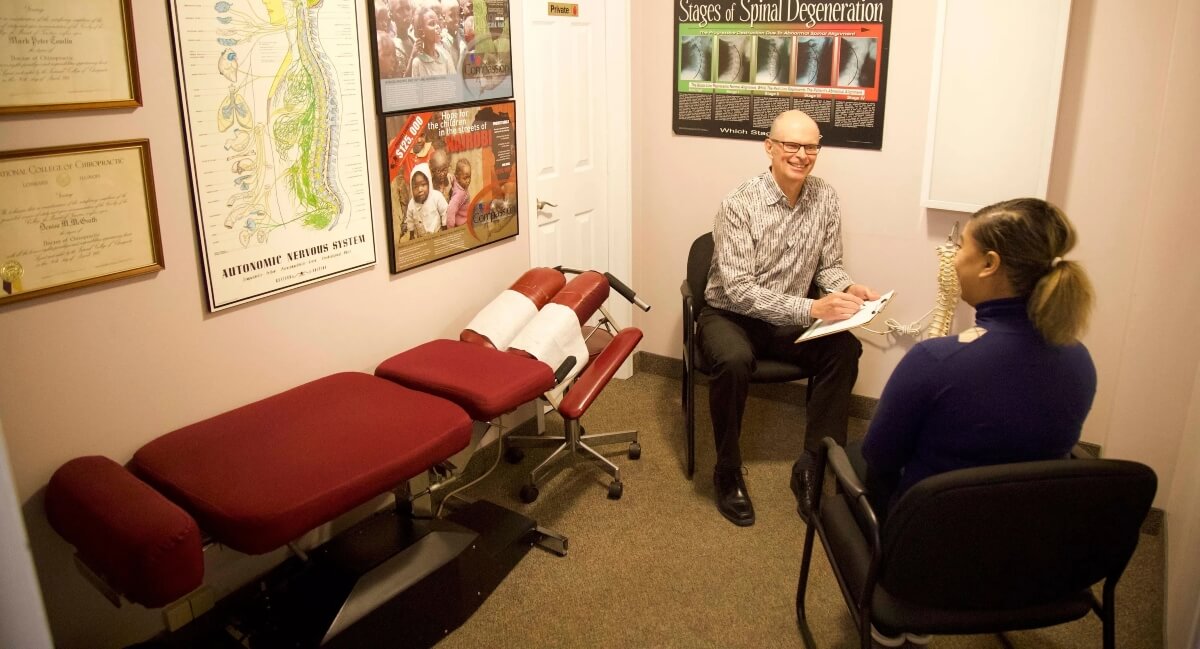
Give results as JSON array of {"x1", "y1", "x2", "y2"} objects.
[{"x1": 673, "y1": 0, "x2": 893, "y2": 150}]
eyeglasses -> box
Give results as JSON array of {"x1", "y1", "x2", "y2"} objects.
[{"x1": 769, "y1": 138, "x2": 822, "y2": 155}]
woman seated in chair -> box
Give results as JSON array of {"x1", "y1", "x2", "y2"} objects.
[
  {"x1": 857, "y1": 197, "x2": 1097, "y2": 646},
  {"x1": 863, "y1": 197, "x2": 1097, "y2": 507}
]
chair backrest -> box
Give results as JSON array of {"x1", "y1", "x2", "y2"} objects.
[
  {"x1": 686, "y1": 232, "x2": 715, "y2": 321},
  {"x1": 878, "y1": 458, "x2": 1156, "y2": 610}
]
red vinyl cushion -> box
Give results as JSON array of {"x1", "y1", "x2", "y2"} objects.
[
  {"x1": 46, "y1": 456, "x2": 204, "y2": 607},
  {"x1": 375, "y1": 339, "x2": 555, "y2": 421},
  {"x1": 559, "y1": 328, "x2": 643, "y2": 420},
  {"x1": 130, "y1": 372, "x2": 471, "y2": 555},
  {"x1": 552, "y1": 271, "x2": 609, "y2": 324},
  {"x1": 509, "y1": 267, "x2": 566, "y2": 309}
]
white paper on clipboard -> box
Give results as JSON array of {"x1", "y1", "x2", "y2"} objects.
[{"x1": 795, "y1": 290, "x2": 895, "y2": 343}]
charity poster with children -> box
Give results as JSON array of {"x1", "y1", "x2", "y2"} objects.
[
  {"x1": 371, "y1": 0, "x2": 513, "y2": 113},
  {"x1": 384, "y1": 100, "x2": 517, "y2": 272}
]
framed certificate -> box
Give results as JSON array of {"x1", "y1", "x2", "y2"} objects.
[
  {"x1": 0, "y1": 0, "x2": 142, "y2": 114},
  {"x1": 0, "y1": 140, "x2": 164, "y2": 306}
]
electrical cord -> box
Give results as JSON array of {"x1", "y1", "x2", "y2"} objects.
[{"x1": 434, "y1": 427, "x2": 506, "y2": 518}]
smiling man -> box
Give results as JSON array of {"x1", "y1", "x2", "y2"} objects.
[{"x1": 701, "y1": 110, "x2": 878, "y2": 527}]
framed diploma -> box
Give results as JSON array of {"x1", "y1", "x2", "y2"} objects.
[
  {"x1": 0, "y1": 140, "x2": 164, "y2": 306},
  {"x1": 0, "y1": 0, "x2": 142, "y2": 114}
]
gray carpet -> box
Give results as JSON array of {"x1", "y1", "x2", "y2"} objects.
[{"x1": 434, "y1": 370, "x2": 1164, "y2": 648}]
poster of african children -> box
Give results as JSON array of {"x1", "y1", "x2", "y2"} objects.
[
  {"x1": 383, "y1": 99, "x2": 517, "y2": 272},
  {"x1": 372, "y1": 0, "x2": 513, "y2": 113}
]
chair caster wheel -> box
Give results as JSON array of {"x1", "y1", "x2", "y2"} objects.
[
  {"x1": 504, "y1": 447, "x2": 525, "y2": 464},
  {"x1": 628, "y1": 442, "x2": 641, "y2": 460},
  {"x1": 519, "y1": 484, "x2": 539, "y2": 503},
  {"x1": 607, "y1": 481, "x2": 623, "y2": 500}
]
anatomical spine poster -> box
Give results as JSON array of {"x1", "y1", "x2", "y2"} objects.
[
  {"x1": 171, "y1": 0, "x2": 376, "y2": 311},
  {"x1": 674, "y1": 0, "x2": 892, "y2": 150}
]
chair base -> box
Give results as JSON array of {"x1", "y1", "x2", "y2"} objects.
[{"x1": 507, "y1": 417, "x2": 640, "y2": 501}]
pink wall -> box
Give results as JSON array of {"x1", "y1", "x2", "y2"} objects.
[
  {"x1": 632, "y1": 1, "x2": 954, "y2": 401},
  {"x1": 1, "y1": 0, "x2": 1197, "y2": 646},
  {"x1": 0, "y1": 2, "x2": 534, "y2": 647},
  {"x1": 631, "y1": 0, "x2": 1198, "y2": 500},
  {"x1": 632, "y1": 0, "x2": 1198, "y2": 641}
]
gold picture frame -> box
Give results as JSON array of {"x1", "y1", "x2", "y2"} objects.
[
  {"x1": 0, "y1": 140, "x2": 164, "y2": 306},
  {"x1": 0, "y1": 0, "x2": 142, "y2": 114}
]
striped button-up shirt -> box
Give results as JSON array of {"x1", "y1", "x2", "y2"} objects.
[{"x1": 705, "y1": 171, "x2": 853, "y2": 327}]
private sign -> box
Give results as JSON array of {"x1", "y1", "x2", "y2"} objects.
[{"x1": 548, "y1": 3, "x2": 578, "y2": 17}]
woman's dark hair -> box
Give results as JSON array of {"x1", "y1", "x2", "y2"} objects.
[{"x1": 969, "y1": 198, "x2": 1094, "y2": 345}]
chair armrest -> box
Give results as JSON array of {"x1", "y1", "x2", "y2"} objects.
[
  {"x1": 823, "y1": 438, "x2": 867, "y2": 500},
  {"x1": 819, "y1": 438, "x2": 882, "y2": 546},
  {"x1": 1070, "y1": 442, "x2": 1098, "y2": 459},
  {"x1": 681, "y1": 283, "x2": 695, "y2": 354},
  {"x1": 559, "y1": 328, "x2": 643, "y2": 420},
  {"x1": 819, "y1": 438, "x2": 883, "y2": 608}
]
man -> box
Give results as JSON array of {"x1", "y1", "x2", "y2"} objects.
[{"x1": 702, "y1": 110, "x2": 878, "y2": 526}]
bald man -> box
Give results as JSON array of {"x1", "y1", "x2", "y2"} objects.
[{"x1": 702, "y1": 110, "x2": 877, "y2": 526}]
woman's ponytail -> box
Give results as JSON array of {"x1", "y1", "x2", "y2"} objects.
[{"x1": 970, "y1": 199, "x2": 1094, "y2": 345}]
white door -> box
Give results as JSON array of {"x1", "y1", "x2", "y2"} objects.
[
  {"x1": 522, "y1": 0, "x2": 630, "y2": 304},
  {"x1": 522, "y1": 0, "x2": 634, "y2": 377}
]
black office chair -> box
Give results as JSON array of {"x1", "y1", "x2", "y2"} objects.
[
  {"x1": 796, "y1": 438, "x2": 1157, "y2": 649},
  {"x1": 680, "y1": 232, "x2": 815, "y2": 478}
]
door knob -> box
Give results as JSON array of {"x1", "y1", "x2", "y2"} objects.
[{"x1": 537, "y1": 198, "x2": 558, "y2": 210}]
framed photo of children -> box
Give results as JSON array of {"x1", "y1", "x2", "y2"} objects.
[
  {"x1": 383, "y1": 100, "x2": 518, "y2": 273},
  {"x1": 369, "y1": 0, "x2": 513, "y2": 113}
]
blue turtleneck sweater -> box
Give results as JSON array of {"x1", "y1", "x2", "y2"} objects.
[{"x1": 861, "y1": 297, "x2": 1096, "y2": 503}]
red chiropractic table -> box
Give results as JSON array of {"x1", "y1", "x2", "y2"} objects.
[{"x1": 45, "y1": 266, "x2": 649, "y2": 648}]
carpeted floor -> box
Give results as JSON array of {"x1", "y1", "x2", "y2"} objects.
[{"x1": 433, "y1": 369, "x2": 1164, "y2": 649}]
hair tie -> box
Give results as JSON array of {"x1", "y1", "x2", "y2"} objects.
[{"x1": 1050, "y1": 256, "x2": 1064, "y2": 269}]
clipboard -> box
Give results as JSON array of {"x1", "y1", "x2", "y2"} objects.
[{"x1": 795, "y1": 290, "x2": 895, "y2": 343}]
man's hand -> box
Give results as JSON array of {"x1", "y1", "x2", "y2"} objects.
[
  {"x1": 846, "y1": 284, "x2": 880, "y2": 301},
  {"x1": 811, "y1": 291, "x2": 864, "y2": 322}
]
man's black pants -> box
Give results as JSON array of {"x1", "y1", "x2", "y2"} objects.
[{"x1": 698, "y1": 306, "x2": 862, "y2": 472}]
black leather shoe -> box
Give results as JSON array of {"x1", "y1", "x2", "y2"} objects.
[
  {"x1": 791, "y1": 452, "x2": 818, "y2": 523},
  {"x1": 714, "y1": 467, "x2": 755, "y2": 526}
]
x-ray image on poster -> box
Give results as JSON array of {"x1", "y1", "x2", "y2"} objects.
[
  {"x1": 383, "y1": 100, "x2": 518, "y2": 272},
  {"x1": 370, "y1": 0, "x2": 513, "y2": 113},
  {"x1": 673, "y1": 1, "x2": 892, "y2": 150}
]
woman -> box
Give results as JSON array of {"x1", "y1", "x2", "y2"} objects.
[
  {"x1": 858, "y1": 197, "x2": 1097, "y2": 647},
  {"x1": 863, "y1": 197, "x2": 1096, "y2": 510}
]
